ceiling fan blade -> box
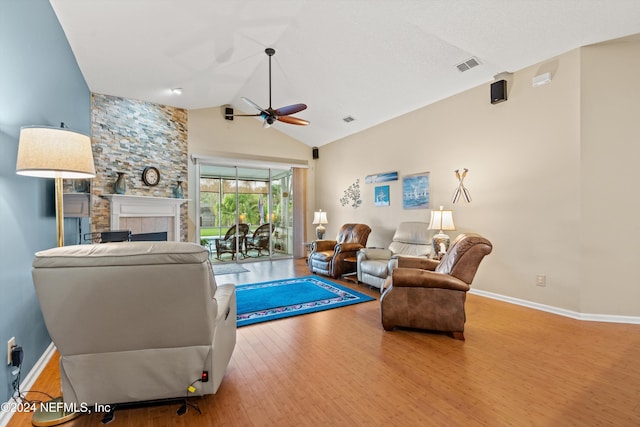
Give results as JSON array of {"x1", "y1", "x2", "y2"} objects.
[
  {"x1": 277, "y1": 115, "x2": 310, "y2": 126},
  {"x1": 241, "y1": 97, "x2": 267, "y2": 114},
  {"x1": 274, "y1": 103, "x2": 307, "y2": 116},
  {"x1": 236, "y1": 49, "x2": 310, "y2": 128}
]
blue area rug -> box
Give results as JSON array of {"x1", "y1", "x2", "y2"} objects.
[{"x1": 236, "y1": 276, "x2": 375, "y2": 327}]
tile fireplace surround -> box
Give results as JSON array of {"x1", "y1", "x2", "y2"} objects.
[{"x1": 102, "y1": 195, "x2": 187, "y2": 242}]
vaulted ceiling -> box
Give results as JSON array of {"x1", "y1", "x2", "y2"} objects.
[{"x1": 50, "y1": 0, "x2": 640, "y2": 147}]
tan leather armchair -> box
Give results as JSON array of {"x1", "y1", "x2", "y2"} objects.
[
  {"x1": 380, "y1": 233, "x2": 492, "y2": 340},
  {"x1": 357, "y1": 222, "x2": 432, "y2": 289},
  {"x1": 308, "y1": 223, "x2": 372, "y2": 279},
  {"x1": 32, "y1": 241, "x2": 236, "y2": 407}
]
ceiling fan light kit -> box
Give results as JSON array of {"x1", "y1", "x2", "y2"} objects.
[{"x1": 232, "y1": 48, "x2": 309, "y2": 128}]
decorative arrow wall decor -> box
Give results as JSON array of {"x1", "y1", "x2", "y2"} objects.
[{"x1": 452, "y1": 168, "x2": 472, "y2": 203}]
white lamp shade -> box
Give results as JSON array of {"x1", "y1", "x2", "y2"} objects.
[
  {"x1": 16, "y1": 126, "x2": 96, "y2": 178},
  {"x1": 428, "y1": 208, "x2": 455, "y2": 231},
  {"x1": 313, "y1": 210, "x2": 328, "y2": 225}
]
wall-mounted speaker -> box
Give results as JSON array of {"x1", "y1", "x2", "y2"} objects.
[
  {"x1": 312, "y1": 146, "x2": 319, "y2": 159},
  {"x1": 490, "y1": 80, "x2": 507, "y2": 104},
  {"x1": 224, "y1": 107, "x2": 234, "y2": 120}
]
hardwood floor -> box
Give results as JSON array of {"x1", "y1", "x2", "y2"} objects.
[{"x1": 8, "y1": 258, "x2": 640, "y2": 426}]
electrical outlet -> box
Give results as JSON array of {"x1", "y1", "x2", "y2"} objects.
[
  {"x1": 7, "y1": 337, "x2": 15, "y2": 365},
  {"x1": 536, "y1": 275, "x2": 546, "y2": 287}
]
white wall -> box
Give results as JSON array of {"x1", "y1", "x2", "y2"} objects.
[
  {"x1": 580, "y1": 37, "x2": 640, "y2": 315},
  {"x1": 316, "y1": 47, "x2": 582, "y2": 311},
  {"x1": 315, "y1": 42, "x2": 637, "y2": 317},
  {"x1": 188, "y1": 106, "x2": 312, "y2": 160}
]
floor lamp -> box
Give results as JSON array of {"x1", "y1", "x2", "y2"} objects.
[
  {"x1": 16, "y1": 125, "x2": 96, "y2": 424},
  {"x1": 16, "y1": 125, "x2": 96, "y2": 248},
  {"x1": 16, "y1": 126, "x2": 95, "y2": 424}
]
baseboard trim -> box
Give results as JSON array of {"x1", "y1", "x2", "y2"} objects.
[
  {"x1": 470, "y1": 289, "x2": 640, "y2": 324},
  {"x1": 0, "y1": 341, "x2": 55, "y2": 427}
]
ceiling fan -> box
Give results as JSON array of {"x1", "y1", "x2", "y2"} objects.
[{"x1": 234, "y1": 48, "x2": 309, "y2": 128}]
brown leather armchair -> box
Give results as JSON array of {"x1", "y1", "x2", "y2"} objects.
[
  {"x1": 308, "y1": 223, "x2": 372, "y2": 279},
  {"x1": 380, "y1": 233, "x2": 492, "y2": 340}
]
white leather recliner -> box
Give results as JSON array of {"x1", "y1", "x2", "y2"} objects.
[
  {"x1": 32, "y1": 241, "x2": 236, "y2": 406},
  {"x1": 357, "y1": 222, "x2": 432, "y2": 289}
]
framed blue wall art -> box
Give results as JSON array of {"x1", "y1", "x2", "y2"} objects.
[
  {"x1": 402, "y1": 172, "x2": 430, "y2": 209},
  {"x1": 365, "y1": 171, "x2": 398, "y2": 184},
  {"x1": 374, "y1": 185, "x2": 390, "y2": 206}
]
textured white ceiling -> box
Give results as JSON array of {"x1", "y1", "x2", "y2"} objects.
[{"x1": 50, "y1": 0, "x2": 640, "y2": 147}]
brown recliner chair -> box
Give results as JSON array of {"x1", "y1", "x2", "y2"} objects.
[
  {"x1": 380, "y1": 233, "x2": 492, "y2": 340},
  {"x1": 308, "y1": 223, "x2": 372, "y2": 279}
]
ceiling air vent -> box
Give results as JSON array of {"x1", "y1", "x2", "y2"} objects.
[
  {"x1": 456, "y1": 57, "x2": 481, "y2": 72},
  {"x1": 342, "y1": 116, "x2": 355, "y2": 123}
]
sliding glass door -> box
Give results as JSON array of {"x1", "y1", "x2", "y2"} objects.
[
  {"x1": 198, "y1": 164, "x2": 293, "y2": 263},
  {"x1": 270, "y1": 169, "x2": 293, "y2": 257}
]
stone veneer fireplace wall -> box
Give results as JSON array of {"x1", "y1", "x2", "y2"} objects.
[{"x1": 88, "y1": 93, "x2": 189, "y2": 241}]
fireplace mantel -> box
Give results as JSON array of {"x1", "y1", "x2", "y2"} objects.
[{"x1": 102, "y1": 194, "x2": 188, "y2": 241}]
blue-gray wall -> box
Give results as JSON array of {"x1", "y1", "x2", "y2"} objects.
[{"x1": 0, "y1": 0, "x2": 90, "y2": 403}]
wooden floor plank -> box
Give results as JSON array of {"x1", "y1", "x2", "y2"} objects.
[{"x1": 7, "y1": 258, "x2": 640, "y2": 426}]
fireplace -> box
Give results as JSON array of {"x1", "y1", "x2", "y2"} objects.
[{"x1": 102, "y1": 195, "x2": 187, "y2": 242}]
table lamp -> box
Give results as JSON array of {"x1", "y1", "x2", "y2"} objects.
[
  {"x1": 428, "y1": 206, "x2": 456, "y2": 259},
  {"x1": 16, "y1": 125, "x2": 96, "y2": 247},
  {"x1": 312, "y1": 210, "x2": 328, "y2": 240}
]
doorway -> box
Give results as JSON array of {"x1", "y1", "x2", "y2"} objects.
[{"x1": 197, "y1": 164, "x2": 293, "y2": 263}]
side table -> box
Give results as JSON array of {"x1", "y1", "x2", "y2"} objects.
[{"x1": 342, "y1": 256, "x2": 359, "y2": 284}]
